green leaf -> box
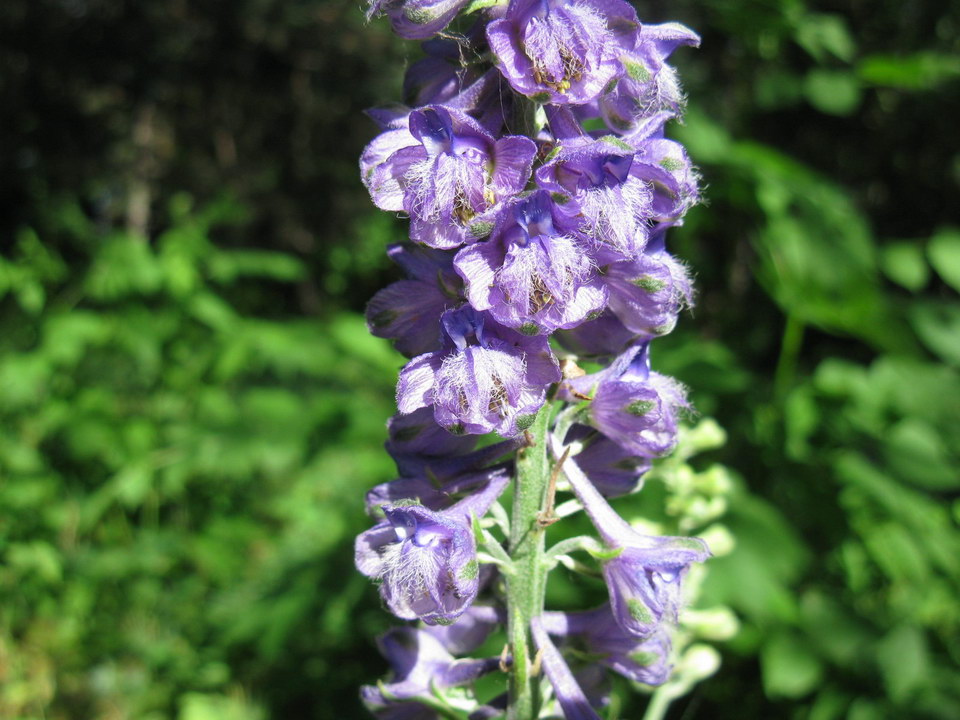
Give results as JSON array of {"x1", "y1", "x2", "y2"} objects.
[
  {"x1": 885, "y1": 419, "x2": 960, "y2": 491},
  {"x1": 803, "y1": 70, "x2": 861, "y2": 116},
  {"x1": 858, "y1": 52, "x2": 960, "y2": 90},
  {"x1": 909, "y1": 300, "x2": 960, "y2": 366},
  {"x1": 795, "y1": 13, "x2": 856, "y2": 63},
  {"x1": 927, "y1": 227, "x2": 960, "y2": 293},
  {"x1": 876, "y1": 625, "x2": 929, "y2": 702},
  {"x1": 880, "y1": 241, "x2": 929, "y2": 291},
  {"x1": 761, "y1": 630, "x2": 823, "y2": 698}
]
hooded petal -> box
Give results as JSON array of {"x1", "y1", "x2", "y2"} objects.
[{"x1": 397, "y1": 353, "x2": 443, "y2": 414}]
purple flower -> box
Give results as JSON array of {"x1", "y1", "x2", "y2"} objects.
[
  {"x1": 397, "y1": 306, "x2": 561, "y2": 437},
  {"x1": 626, "y1": 135, "x2": 700, "y2": 228},
  {"x1": 604, "y1": 250, "x2": 694, "y2": 337},
  {"x1": 367, "y1": 0, "x2": 471, "y2": 40},
  {"x1": 561, "y1": 343, "x2": 690, "y2": 458},
  {"x1": 454, "y1": 191, "x2": 608, "y2": 334},
  {"x1": 366, "y1": 243, "x2": 462, "y2": 357},
  {"x1": 361, "y1": 626, "x2": 501, "y2": 718},
  {"x1": 362, "y1": 105, "x2": 537, "y2": 249},
  {"x1": 365, "y1": 465, "x2": 511, "y2": 516},
  {"x1": 487, "y1": 0, "x2": 638, "y2": 105},
  {"x1": 386, "y1": 407, "x2": 479, "y2": 469},
  {"x1": 384, "y1": 406, "x2": 526, "y2": 481},
  {"x1": 531, "y1": 616, "x2": 603, "y2": 720},
  {"x1": 541, "y1": 607, "x2": 672, "y2": 686},
  {"x1": 536, "y1": 136, "x2": 653, "y2": 257},
  {"x1": 600, "y1": 23, "x2": 700, "y2": 133},
  {"x1": 552, "y1": 437, "x2": 710, "y2": 638},
  {"x1": 355, "y1": 472, "x2": 509, "y2": 624}
]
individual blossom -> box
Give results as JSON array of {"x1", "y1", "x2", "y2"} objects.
[
  {"x1": 367, "y1": 0, "x2": 472, "y2": 40},
  {"x1": 386, "y1": 406, "x2": 479, "y2": 471},
  {"x1": 366, "y1": 243, "x2": 462, "y2": 357},
  {"x1": 384, "y1": 406, "x2": 526, "y2": 481},
  {"x1": 541, "y1": 606, "x2": 672, "y2": 686},
  {"x1": 454, "y1": 190, "x2": 607, "y2": 335},
  {"x1": 397, "y1": 305, "x2": 561, "y2": 437},
  {"x1": 625, "y1": 133, "x2": 700, "y2": 229},
  {"x1": 362, "y1": 105, "x2": 537, "y2": 249},
  {"x1": 561, "y1": 343, "x2": 690, "y2": 458},
  {"x1": 600, "y1": 22, "x2": 700, "y2": 133},
  {"x1": 552, "y1": 436, "x2": 710, "y2": 638},
  {"x1": 487, "y1": 0, "x2": 638, "y2": 105},
  {"x1": 535, "y1": 135, "x2": 653, "y2": 257},
  {"x1": 365, "y1": 465, "x2": 511, "y2": 516},
  {"x1": 361, "y1": 625, "x2": 502, "y2": 718},
  {"x1": 355, "y1": 471, "x2": 509, "y2": 624},
  {"x1": 603, "y1": 249, "x2": 694, "y2": 338},
  {"x1": 404, "y1": 29, "x2": 489, "y2": 107}
]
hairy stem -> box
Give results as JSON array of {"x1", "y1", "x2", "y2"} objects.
[{"x1": 506, "y1": 406, "x2": 551, "y2": 720}]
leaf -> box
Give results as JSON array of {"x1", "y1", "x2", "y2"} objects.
[
  {"x1": 876, "y1": 625, "x2": 929, "y2": 702},
  {"x1": 803, "y1": 70, "x2": 861, "y2": 116},
  {"x1": 884, "y1": 418, "x2": 959, "y2": 491},
  {"x1": 794, "y1": 13, "x2": 856, "y2": 63},
  {"x1": 927, "y1": 227, "x2": 960, "y2": 293},
  {"x1": 881, "y1": 241, "x2": 929, "y2": 291},
  {"x1": 761, "y1": 630, "x2": 823, "y2": 699},
  {"x1": 909, "y1": 301, "x2": 960, "y2": 366},
  {"x1": 858, "y1": 52, "x2": 960, "y2": 90}
]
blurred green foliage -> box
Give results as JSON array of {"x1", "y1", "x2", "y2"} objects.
[
  {"x1": 0, "y1": 193, "x2": 406, "y2": 718},
  {"x1": 1, "y1": 0, "x2": 958, "y2": 719}
]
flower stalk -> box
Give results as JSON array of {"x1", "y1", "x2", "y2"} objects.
[
  {"x1": 354, "y1": 1, "x2": 718, "y2": 717},
  {"x1": 505, "y1": 405, "x2": 551, "y2": 719}
]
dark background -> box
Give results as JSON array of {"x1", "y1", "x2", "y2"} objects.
[{"x1": 0, "y1": 1, "x2": 958, "y2": 718}]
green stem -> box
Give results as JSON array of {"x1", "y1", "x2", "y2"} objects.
[
  {"x1": 642, "y1": 687, "x2": 674, "y2": 720},
  {"x1": 505, "y1": 407, "x2": 552, "y2": 720}
]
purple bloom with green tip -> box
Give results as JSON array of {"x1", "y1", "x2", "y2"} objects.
[
  {"x1": 561, "y1": 343, "x2": 690, "y2": 458},
  {"x1": 360, "y1": 626, "x2": 501, "y2": 718},
  {"x1": 397, "y1": 306, "x2": 561, "y2": 437},
  {"x1": 600, "y1": 22, "x2": 700, "y2": 132},
  {"x1": 367, "y1": 0, "x2": 472, "y2": 40},
  {"x1": 487, "y1": 0, "x2": 637, "y2": 105},
  {"x1": 553, "y1": 438, "x2": 710, "y2": 638},
  {"x1": 454, "y1": 191, "x2": 607, "y2": 334},
  {"x1": 606, "y1": 113, "x2": 700, "y2": 229},
  {"x1": 541, "y1": 606, "x2": 672, "y2": 685},
  {"x1": 604, "y1": 250, "x2": 694, "y2": 337},
  {"x1": 355, "y1": 471, "x2": 508, "y2": 624}
]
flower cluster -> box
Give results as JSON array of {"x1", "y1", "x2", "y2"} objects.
[{"x1": 356, "y1": 1, "x2": 709, "y2": 717}]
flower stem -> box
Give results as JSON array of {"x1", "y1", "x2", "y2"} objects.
[{"x1": 506, "y1": 406, "x2": 552, "y2": 720}]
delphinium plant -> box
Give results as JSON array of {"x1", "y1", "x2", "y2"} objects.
[{"x1": 355, "y1": 1, "x2": 716, "y2": 717}]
